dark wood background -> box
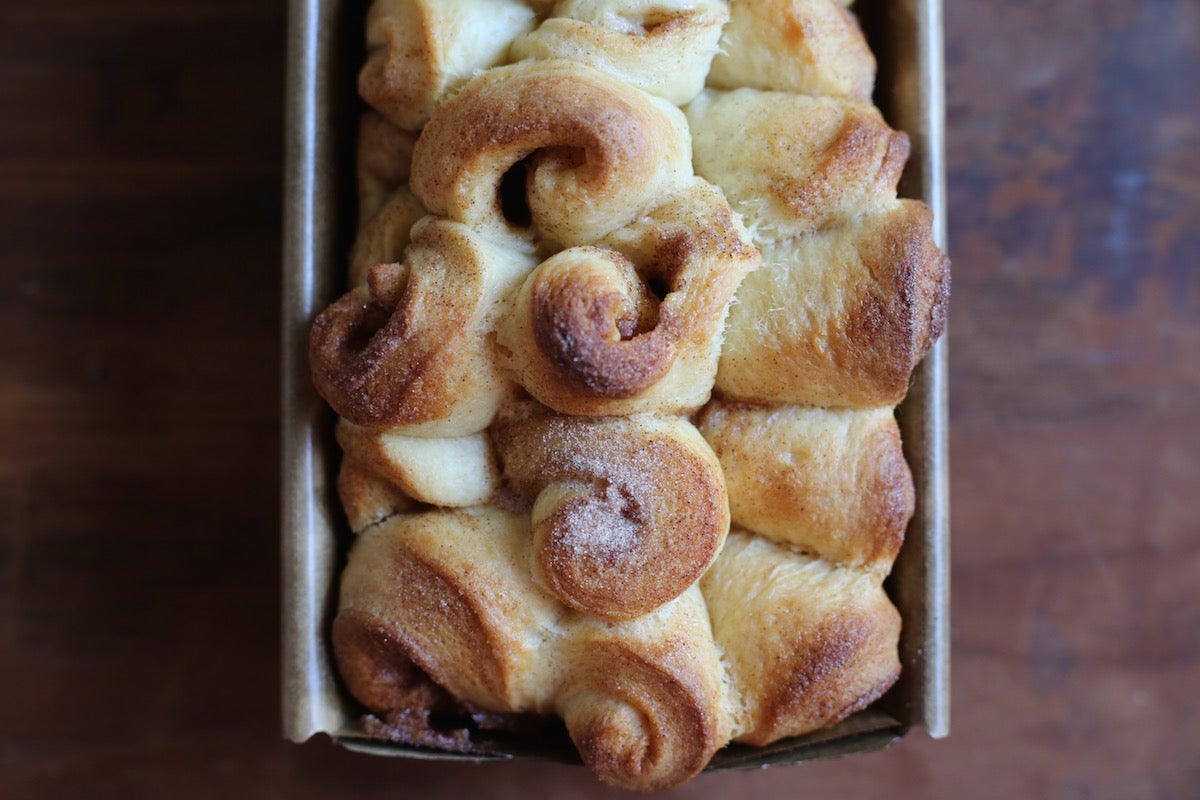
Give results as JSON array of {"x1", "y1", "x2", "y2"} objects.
[{"x1": 3, "y1": 1, "x2": 1197, "y2": 797}]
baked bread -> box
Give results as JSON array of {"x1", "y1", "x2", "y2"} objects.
[
  {"x1": 310, "y1": 0, "x2": 948, "y2": 789},
  {"x1": 334, "y1": 508, "x2": 730, "y2": 790},
  {"x1": 492, "y1": 401, "x2": 729, "y2": 620}
]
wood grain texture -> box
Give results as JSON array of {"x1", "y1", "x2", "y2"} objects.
[{"x1": 2, "y1": 0, "x2": 1198, "y2": 798}]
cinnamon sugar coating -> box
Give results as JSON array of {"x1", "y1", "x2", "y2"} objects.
[
  {"x1": 309, "y1": 219, "x2": 533, "y2": 433},
  {"x1": 313, "y1": 0, "x2": 950, "y2": 790},
  {"x1": 410, "y1": 59, "x2": 693, "y2": 248},
  {"x1": 493, "y1": 405, "x2": 728, "y2": 620},
  {"x1": 497, "y1": 181, "x2": 758, "y2": 416},
  {"x1": 336, "y1": 510, "x2": 727, "y2": 789}
]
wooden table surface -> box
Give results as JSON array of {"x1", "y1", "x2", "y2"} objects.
[{"x1": 3, "y1": 1, "x2": 1197, "y2": 797}]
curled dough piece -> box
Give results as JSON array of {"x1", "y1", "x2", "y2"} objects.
[
  {"x1": 334, "y1": 510, "x2": 734, "y2": 790},
  {"x1": 498, "y1": 181, "x2": 759, "y2": 416},
  {"x1": 336, "y1": 418, "x2": 499, "y2": 511},
  {"x1": 557, "y1": 585, "x2": 731, "y2": 791},
  {"x1": 701, "y1": 531, "x2": 901, "y2": 746},
  {"x1": 688, "y1": 89, "x2": 909, "y2": 239},
  {"x1": 707, "y1": 0, "x2": 875, "y2": 100},
  {"x1": 410, "y1": 59, "x2": 693, "y2": 249},
  {"x1": 493, "y1": 407, "x2": 729, "y2": 620},
  {"x1": 698, "y1": 402, "x2": 912, "y2": 575},
  {"x1": 334, "y1": 508, "x2": 562, "y2": 714},
  {"x1": 310, "y1": 218, "x2": 535, "y2": 434},
  {"x1": 359, "y1": 0, "x2": 537, "y2": 130},
  {"x1": 511, "y1": 0, "x2": 728, "y2": 106},
  {"x1": 716, "y1": 200, "x2": 950, "y2": 408}
]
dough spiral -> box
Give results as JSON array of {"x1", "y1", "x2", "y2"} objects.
[
  {"x1": 555, "y1": 586, "x2": 728, "y2": 790},
  {"x1": 335, "y1": 509, "x2": 730, "y2": 789},
  {"x1": 309, "y1": 218, "x2": 534, "y2": 434},
  {"x1": 410, "y1": 59, "x2": 693, "y2": 249},
  {"x1": 492, "y1": 406, "x2": 728, "y2": 620},
  {"x1": 497, "y1": 181, "x2": 758, "y2": 416}
]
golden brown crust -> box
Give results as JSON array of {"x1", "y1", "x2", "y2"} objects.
[
  {"x1": 511, "y1": 1, "x2": 729, "y2": 105},
  {"x1": 850, "y1": 200, "x2": 951, "y2": 374},
  {"x1": 409, "y1": 60, "x2": 693, "y2": 249},
  {"x1": 497, "y1": 181, "x2": 758, "y2": 416},
  {"x1": 492, "y1": 406, "x2": 728, "y2": 620},
  {"x1": 557, "y1": 586, "x2": 729, "y2": 791},
  {"x1": 700, "y1": 531, "x2": 901, "y2": 745},
  {"x1": 688, "y1": 89, "x2": 908, "y2": 238},
  {"x1": 698, "y1": 402, "x2": 912, "y2": 575},
  {"x1": 359, "y1": 0, "x2": 537, "y2": 131},
  {"x1": 336, "y1": 509, "x2": 562, "y2": 712},
  {"x1": 707, "y1": 0, "x2": 876, "y2": 100},
  {"x1": 716, "y1": 200, "x2": 950, "y2": 408},
  {"x1": 751, "y1": 615, "x2": 899, "y2": 745},
  {"x1": 309, "y1": 219, "x2": 534, "y2": 433},
  {"x1": 322, "y1": 2, "x2": 949, "y2": 788}
]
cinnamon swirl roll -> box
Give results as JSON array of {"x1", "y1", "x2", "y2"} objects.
[
  {"x1": 336, "y1": 509, "x2": 732, "y2": 789},
  {"x1": 310, "y1": 218, "x2": 535, "y2": 434},
  {"x1": 492, "y1": 404, "x2": 728, "y2": 620},
  {"x1": 556, "y1": 585, "x2": 730, "y2": 790},
  {"x1": 334, "y1": 509, "x2": 560, "y2": 714},
  {"x1": 409, "y1": 59, "x2": 693, "y2": 249},
  {"x1": 497, "y1": 181, "x2": 758, "y2": 416}
]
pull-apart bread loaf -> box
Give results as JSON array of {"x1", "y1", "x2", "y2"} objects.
[{"x1": 309, "y1": 0, "x2": 948, "y2": 790}]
